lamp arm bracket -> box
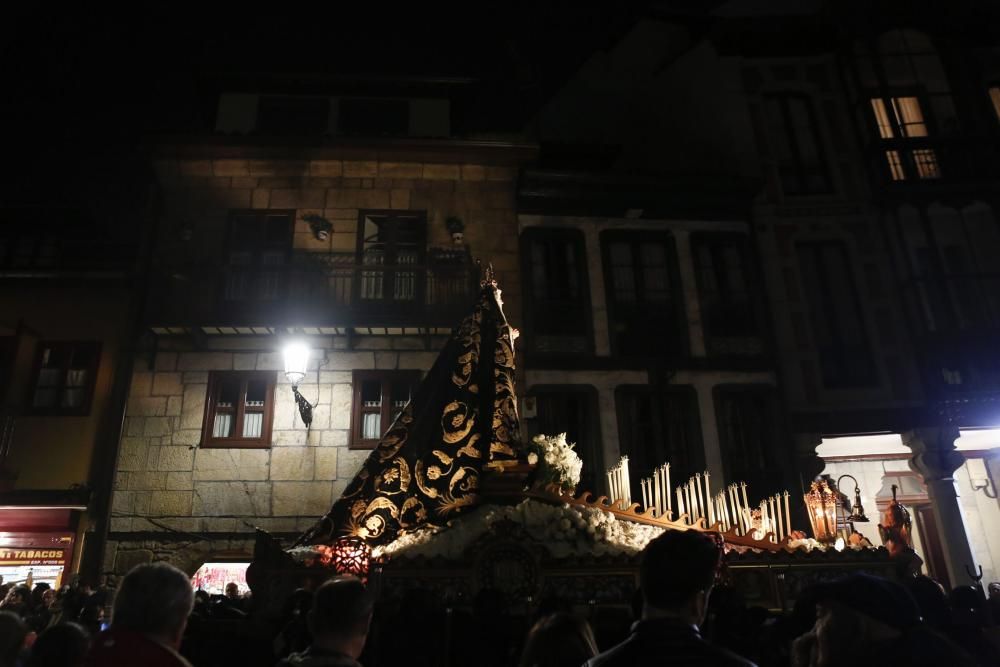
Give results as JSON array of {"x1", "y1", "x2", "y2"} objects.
[{"x1": 291, "y1": 385, "x2": 315, "y2": 429}]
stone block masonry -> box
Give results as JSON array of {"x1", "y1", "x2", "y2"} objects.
[{"x1": 106, "y1": 344, "x2": 442, "y2": 574}]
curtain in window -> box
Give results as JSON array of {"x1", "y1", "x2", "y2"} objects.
[
  {"x1": 213, "y1": 413, "x2": 234, "y2": 438},
  {"x1": 243, "y1": 412, "x2": 263, "y2": 438},
  {"x1": 362, "y1": 413, "x2": 381, "y2": 439}
]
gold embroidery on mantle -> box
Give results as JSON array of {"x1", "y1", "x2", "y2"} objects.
[{"x1": 294, "y1": 275, "x2": 523, "y2": 548}]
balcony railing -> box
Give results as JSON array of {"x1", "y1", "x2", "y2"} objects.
[{"x1": 147, "y1": 250, "x2": 478, "y2": 329}]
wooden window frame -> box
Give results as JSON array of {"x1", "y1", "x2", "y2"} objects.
[
  {"x1": 200, "y1": 371, "x2": 276, "y2": 449},
  {"x1": 712, "y1": 384, "x2": 783, "y2": 492},
  {"x1": 354, "y1": 210, "x2": 428, "y2": 306},
  {"x1": 350, "y1": 370, "x2": 421, "y2": 450},
  {"x1": 614, "y1": 385, "x2": 704, "y2": 493},
  {"x1": 599, "y1": 230, "x2": 686, "y2": 358},
  {"x1": 795, "y1": 241, "x2": 877, "y2": 388},
  {"x1": 764, "y1": 93, "x2": 833, "y2": 196},
  {"x1": 690, "y1": 232, "x2": 761, "y2": 343},
  {"x1": 222, "y1": 209, "x2": 295, "y2": 304},
  {"x1": 527, "y1": 385, "x2": 602, "y2": 495},
  {"x1": 25, "y1": 341, "x2": 101, "y2": 416},
  {"x1": 520, "y1": 227, "x2": 594, "y2": 354}
]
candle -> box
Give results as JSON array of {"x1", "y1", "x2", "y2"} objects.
[
  {"x1": 768, "y1": 496, "x2": 777, "y2": 541},
  {"x1": 704, "y1": 472, "x2": 713, "y2": 526},
  {"x1": 653, "y1": 473, "x2": 660, "y2": 516},
  {"x1": 775, "y1": 494, "x2": 784, "y2": 540},
  {"x1": 622, "y1": 456, "x2": 631, "y2": 506},
  {"x1": 665, "y1": 464, "x2": 672, "y2": 514},
  {"x1": 694, "y1": 473, "x2": 703, "y2": 522},
  {"x1": 686, "y1": 480, "x2": 694, "y2": 522},
  {"x1": 676, "y1": 487, "x2": 685, "y2": 518},
  {"x1": 785, "y1": 490, "x2": 792, "y2": 535},
  {"x1": 740, "y1": 482, "x2": 750, "y2": 522}
]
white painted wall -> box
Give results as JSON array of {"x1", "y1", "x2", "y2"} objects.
[{"x1": 818, "y1": 432, "x2": 1000, "y2": 586}]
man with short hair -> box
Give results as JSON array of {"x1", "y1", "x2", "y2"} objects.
[
  {"x1": 278, "y1": 576, "x2": 374, "y2": 667},
  {"x1": 586, "y1": 530, "x2": 756, "y2": 666},
  {"x1": 85, "y1": 562, "x2": 195, "y2": 667}
]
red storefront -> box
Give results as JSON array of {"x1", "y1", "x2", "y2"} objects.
[{"x1": 0, "y1": 507, "x2": 80, "y2": 589}]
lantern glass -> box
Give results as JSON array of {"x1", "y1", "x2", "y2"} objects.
[
  {"x1": 804, "y1": 480, "x2": 839, "y2": 543},
  {"x1": 283, "y1": 342, "x2": 310, "y2": 387},
  {"x1": 331, "y1": 536, "x2": 372, "y2": 583}
]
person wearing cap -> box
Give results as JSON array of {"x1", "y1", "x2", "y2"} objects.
[
  {"x1": 277, "y1": 576, "x2": 374, "y2": 667},
  {"x1": 790, "y1": 573, "x2": 975, "y2": 667},
  {"x1": 585, "y1": 530, "x2": 756, "y2": 666}
]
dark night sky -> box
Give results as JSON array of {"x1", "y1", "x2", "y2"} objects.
[{"x1": 1, "y1": 4, "x2": 670, "y2": 208}]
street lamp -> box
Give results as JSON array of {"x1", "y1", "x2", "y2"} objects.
[{"x1": 282, "y1": 341, "x2": 314, "y2": 428}]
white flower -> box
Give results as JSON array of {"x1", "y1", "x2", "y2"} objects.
[{"x1": 527, "y1": 452, "x2": 538, "y2": 465}]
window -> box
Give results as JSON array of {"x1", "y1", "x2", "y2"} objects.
[
  {"x1": 351, "y1": 370, "x2": 420, "y2": 449},
  {"x1": 357, "y1": 211, "x2": 426, "y2": 304},
  {"x1": 601, "y1": 231, "x2": 684, "y2": 357},
  {"x1": 521, "y1": 229, "x2": 591, "y2": 354},
  {"x1": 530, "y1": 387, "x2": 602, "y2": 494},
  {"x1": 339, "y1": 98, "x2": 409, "y2": 136},
  {"x1": 224, "y1": 211, "x2": 294, "y2": 302},
  {"x1": 616, "y1": 386, "x2": 703, "y2": 500},
  {"x1": 201, "y1": 372, "x2": 275, "y2": 448},
  {"x1": 714, "y1": 386, "x2": 782, "y2": 493},
  {"x1": 869, "y1": 96, "x2": 940, "y2": 180},
  {"x1": 764, "y1": 94, "x2": 832, "y2": 194},
  {"x1": 796, "y1": 243, "x2": 877, "y2": 388},
  {"x1": 691, "y1": 233, "x2": 761, "y2": 355},
  {"x1": 27, "y1": 342, "x2": 101, "y2": 415},
  {"x1": 257, "y1": 96, "x2": 330, "y2": 136},
  {"x1": 989, "y1": 87, "x2": 1000, "y2": 123}
]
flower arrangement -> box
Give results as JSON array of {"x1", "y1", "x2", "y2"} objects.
[
  {"x1": 526, "y1": 433, "x2": 583, "y2": 494},
  {"x1": 288, "y1": 544, "x2": 335, "y2": 568},
  {"x1": 377, "y1": 499, "x2": 666, "y2": 561}
]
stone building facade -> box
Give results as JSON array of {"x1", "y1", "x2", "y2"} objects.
[{"x1": 105, "y1": 151, "x2": 530, "y2": 573}]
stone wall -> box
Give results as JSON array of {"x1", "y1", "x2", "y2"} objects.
[
  {"x1": 151, "y1": 156, "x2": 522, "y2": 326},
  {"x1": 104, "y1": 153, "x2": 524, "y2": 573},
  {"x1": 106, "y1": 339, "x2": 444, "y2": 574}
]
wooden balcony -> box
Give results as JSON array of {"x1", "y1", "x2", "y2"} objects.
[{"x1": 146, "y1": 249, "x2": 478, "y2": 332}]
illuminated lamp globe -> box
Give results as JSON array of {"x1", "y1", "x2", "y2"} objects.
[{"x1": 282, "y1": 341, "x2": 310, "y2": 387}]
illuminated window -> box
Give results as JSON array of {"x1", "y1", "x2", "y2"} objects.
[
  {"x1": 28, "y1": 342, "x2": 101, "y2": 415},
  {"x1": 912, "y1": 149, "x2": 940, "y2": 179},
  {"x1": 988, "y1": 87, "x2": 1000, "y2": 122},
  {"x1": 870, "y1": 97, "x2": 928, "y2": 138},
  {"x1": 202, "y1": 372, "x2": 275, "y2": 448},
  {"x1": 885, "y1": 150, "x2": 906, "y2": 181},
  {"x1": 351, "y1": 370, "x2": 419, "y2": 449},
  {"x1": 869, "y1": 97, "x2": 939, "y2": 180}
]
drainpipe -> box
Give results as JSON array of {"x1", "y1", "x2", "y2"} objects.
[{"x1": 79, "y1": 181, "x2": 160, "y2": 581}]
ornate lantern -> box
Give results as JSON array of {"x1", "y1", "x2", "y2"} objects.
[
  {"x1": 804, "y1": 479, "x2": 839, "y2": 544},
  {"x1": 330, "y1": 536, "x2": 373, "y2": 583}
]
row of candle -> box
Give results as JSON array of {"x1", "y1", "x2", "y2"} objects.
[
  {"x1": 610, "y1": 459, "x2": 795, "y2": 542},
  {"x1": 606, "y1": 456, "x2": 632, "y2": 508}
]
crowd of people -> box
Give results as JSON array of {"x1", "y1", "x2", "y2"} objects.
[{"x1": 1, "y1": 532, "x2": 1000, "y2": 667}]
